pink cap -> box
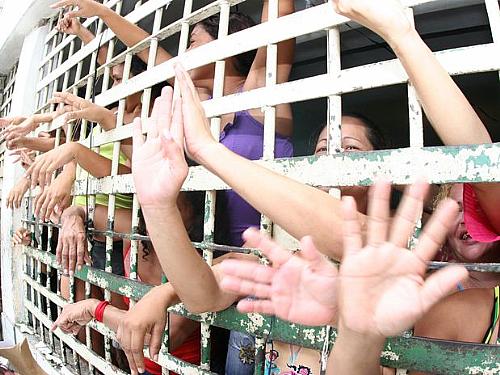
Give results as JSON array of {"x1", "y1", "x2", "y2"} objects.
[{"x1": 463, "y1": 183, "x2": 500, "y2": 243}]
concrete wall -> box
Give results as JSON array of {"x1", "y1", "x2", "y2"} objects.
[
  {"x1": 1, "y1": 23, "x2": 50, "y2": 345},
  {"x1": 0, "y1": 0, "x2": 56, "y2": 74}
]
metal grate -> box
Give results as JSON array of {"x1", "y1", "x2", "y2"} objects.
[{"x1": 10, "y1": 0, "x2": 500, "y2": 374}]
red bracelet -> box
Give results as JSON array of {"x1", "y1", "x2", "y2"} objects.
[{"x1": 94, "y1": 301, "x2": 110, "y2": 323}]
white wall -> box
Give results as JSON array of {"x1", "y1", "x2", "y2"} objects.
[
  {"x1": 1, "y1": 23, "x2": 50, "y2": 345},
  {"x1": 0, "y1": 0, "x2": 56, "y2": 74}
]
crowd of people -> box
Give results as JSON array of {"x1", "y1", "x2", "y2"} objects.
[{"x1": 1, "y1": 0, "x2": 499, "y2": 374}]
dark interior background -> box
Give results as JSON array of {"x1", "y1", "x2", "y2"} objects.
[{"x1": 51, "y1": 0, "x2": 499, "y2": 154}]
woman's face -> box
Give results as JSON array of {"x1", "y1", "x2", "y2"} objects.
[
  {"x1": 111, "y1": 64, "x2": 125, "y2": 88},
  {"x1": 315, "y1": 116, "x2": 374, "y2": 200},
  {"x1": 187, "y1": 24, "x2": 216, "y2": 84},
  {"x1": 446, "y1": 184, "x2": 494, "y2": 261}
]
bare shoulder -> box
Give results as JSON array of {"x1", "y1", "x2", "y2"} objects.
[{"x1": 414, "y1": 287, "x2": 494, "y2": 343}]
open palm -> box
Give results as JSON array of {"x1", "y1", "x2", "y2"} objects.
[
  {"x1": 338, "y1": 181, "x2": 468, "y2": 337},
  {"x1": 132, "y1": 86, "x2": 187, "y2": 209},
  {"x1": 220, "y1": 228, "x2": 338, "y2": 326}
]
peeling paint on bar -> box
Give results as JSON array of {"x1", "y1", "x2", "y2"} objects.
[{"x1": 72, "y1": 144, "x2": 500, "y2": 195}]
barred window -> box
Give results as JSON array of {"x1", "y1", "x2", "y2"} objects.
[{"x1": 1, "y1": 0, "x2": 499, "y2": 374}]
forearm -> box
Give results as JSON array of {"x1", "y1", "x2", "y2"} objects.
[
  {"x1": 22, "y1": 137, "x2": 56, "y2": 152},
  {"x1": 389, "y1": 30, "x2": 491, "y2": 146},
  {"x1": 97, "y1": 109, "x2": 117, "y2": 131},
  {"x1": 100, "y1": 7, "x2": 172, "y2": 65},
  {"x1": 102, "y1": 305, "x2": 127, "y2": 332},
  {"x1": 76, "y1": 27, "x2": 108, "y2": 65},
  {"x1": 73, "y1": 143, "x2": 130, "y2": 177},
  {"x1": 328, "y1": 328, "x2": 385, "y2": 375},
  {"x1": 199, "y1": 144, "x2": 353, "y2": 260},
  {"x1": 142, "y1": 205, "x2": 225, "y2": 313}
]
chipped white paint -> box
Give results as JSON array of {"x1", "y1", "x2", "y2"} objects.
[
  {"x1": 87, "y1": 269, "x2": 110, "y2": 289},
  {"x1": 381, "y1": 350, "x2": 401, "y2": 361}
]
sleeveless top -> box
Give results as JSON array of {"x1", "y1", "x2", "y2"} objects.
[
  {"x1": 219, "y1": 109, "x2": 293, "y2": 246},
  {"x1": 483, "y1": 285, "x2": 500, "y2": 344},
  {"x1": 74, "y1": 131, "x2": 133, "y2": 210}
]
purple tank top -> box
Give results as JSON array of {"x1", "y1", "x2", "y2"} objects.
[{"x1": 219, "y1": 110, "x2": 293, "y2": 246}]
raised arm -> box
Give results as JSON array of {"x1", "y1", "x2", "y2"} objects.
[
  {"x1": 56, "y1": 14, "x2": 108, "y2": 65},
  {"x1": 330, "y1": 0, "x2": 498, "y2": 233},
  {"x1": 7, "y1": 136, "x2": 57, "y2": 152},
  {"x1": 132, "y1": 87, "x2": 239, "y2": 313},
  {"x1": 175, "y1": 64, "x2": 363, "y2": 260},
  {"x1": 25, "y1": 142, "x2": 130, "y2": 189},
  {"x1": 244, "y1": 0, "x2": 295, "y2": 89},
  {"x1": 51, "y1": 0, "x2": 172, "y2": 66}
]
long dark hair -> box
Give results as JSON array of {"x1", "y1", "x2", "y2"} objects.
[{"x1": 196, "y1": 12, "x2": 257, "y2": 76}]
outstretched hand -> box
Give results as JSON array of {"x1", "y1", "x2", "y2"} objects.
[
  {"x1": 331, "y1": 0, "x2": 414, "y2": 45},
  {"x1": 132, "y1": 86, "x2": 188, "y2": 210},
  {"x1": 50, "y1": 0, "x2": 106, "y2": 19},
  {"x1": 174, "y1": 64, "x2": 218, "y2": 162},
  {"x1": 337, "y1": 180, "x2": 468, "y2": 337},
  {"x1": 220, "y1": 229, "x2": 338, "y2": 326}
]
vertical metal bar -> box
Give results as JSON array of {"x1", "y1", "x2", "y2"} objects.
[{"x1": 485, "y1": 0, "x2": 500, "y2": 80}]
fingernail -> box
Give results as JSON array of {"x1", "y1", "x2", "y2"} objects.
[
  {"x1": 137, "y1": 368, "x2": 144, "y2": 374},
  {"x1": 78, "y1": 265, "x2": 82, "y2": 271},
  {"x1": 69, "y1": 270, "x2": 74, "y2": 276},
  {"x1": 64, "y1": 269, "x2": 68, "y2": 274},
  {"x1": 154, "y1": 354, "x2": 158, "y2": 361}
]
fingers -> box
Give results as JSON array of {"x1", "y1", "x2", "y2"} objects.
[
  {"x1": 419, "y1": 265, "x2": 468, "y2": 314},
  {"x1": 132, "y1": 117, "x2": 144, "y2": 153},
  {"x1": 242, "y1": 227, "x2": 291, "y2": 267},
  {"x1": 389, "y1": 180, "x2": 428, "y2": 248},
  {"x1": 298, "y1": 236, "x2": 323, "y2": 263},
  {"x1": 366, "y1": 180, "x2": 391, "y2": 247},
  {"x1": 174, "y1": 64, "x2": 199, "y2": 101},
  {"x1": 160, "y1": 129, "x2": 187, "y2": 168},
  {"x1": 220, "y1": 274, "x2": 273, "y2": 300},
  {"x1": 130, "y1": 330, "x2": 146, "y2": 374},
  {"x1": 44, "y1": 195, "x2": 60, "y2": 223},
  {"x1": 148, "y1": 322, "x2": 165, "y2": 363},
  {"x1": 156, "y1": 86, "x2": 174, "y2": 136},
  {"x1": 50, "y1": 0, "x2": 75, "y2": 9},
  {"x1": 56, "y1": 237, "x2": 63, "y2": 266},
  {"x1": 341, "y1": 196, "x2": 363, "y2": 256},
  {"x1": 61, "y1": 238, "x2": 69, "y2": 275},
  {"x1": 148, "y1": 97, "x2": 162, "y2": 139},
  {"x1": 220, "y1": 258, "x2": 276, "y2": 285},
  {"x1": 171, "y1": 97, "x2": 184, "y2": 149},
  {"x1": 68, "y1": 240, "x2": 77, "y2": 276},
  {"x1": 119, "y1": 326, "x2": 139, "y2": 375},
  {"x1": 415, "y1": 198, "x2": 459, "y2": 262},
  {"x1": 76, "y1": 233, "x2": 86, "y2": 272},
  {"x1": 236, "y1": 299, "x2": 276, "y2": 315}
]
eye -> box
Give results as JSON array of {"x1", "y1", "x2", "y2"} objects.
[
  {"x1": 344, "y1": 145, "x2": 360, "y2": 151},
  {"x1": 315, "y1": 146, "x2": 327, "y2": 154}
]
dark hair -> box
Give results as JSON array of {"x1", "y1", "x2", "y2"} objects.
[
  {"x1": 310, "y1": 113, "x2": 387, "y2": 154},
  {"x1": 137, "y1": 210, "x2": 153, "y2": 260},
  {"x1": 196, "y1": 12, "x2": 257, "y2": 76}
]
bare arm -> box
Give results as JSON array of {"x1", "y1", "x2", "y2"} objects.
[
  {"x1": 98, "y1": 5, "x2": 172, "y2": 65},
  {"x1": 244, "y1": 0, "x2": 295, "y2": 89},
  {"x1": 198, "y1": 143, "x2": 365, "y2": 260},
  {"x1": 13, "y1": 137, "x2": 56, "y2": 152},
  {"x1": 72, "y1": 143, "x2": 130, "y2": 177},
  {"x1": 331, "y1": 1, "x2": 496, "y2": 234},
  {"x1": 142, "y1": 205, "x2": 241, "y2": 313}
]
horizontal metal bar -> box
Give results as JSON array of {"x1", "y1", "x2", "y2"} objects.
[
  {"x1": 37, "y1": 0, "x2": 173, "y2": 92},
  {"x1": 25, "y1": 299, "x2": 128, "y2": 375},
  {"x1": 38, "y1": 41, "x2": 497, "y2": 137},
  {"x1": 41, "y1": 0, "x2": 123, "y2": 65},
  {"x1": 70, "y1": 143, "x2": 500, "y2": 194}
]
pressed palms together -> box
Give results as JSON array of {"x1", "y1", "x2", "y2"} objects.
[{"x1": 132, "y1": 86, "x2": 187, "y2": 209}]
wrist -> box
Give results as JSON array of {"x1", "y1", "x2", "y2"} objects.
[
  {"x1": 385, "y1": 27, "x2": 420, "y2": 54},
  {"x1": 99, "y1": 5, "x2": 114, "y2": 20},
  {"x1": 338, "y1": 319, "x2": 386, "y2": 348},
  {"x1": 88, "y1": 299, "x2": 101, "y2": 317},
  {"x1": 196, "y1": 142, "x2": 225, "y2": 166}
]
